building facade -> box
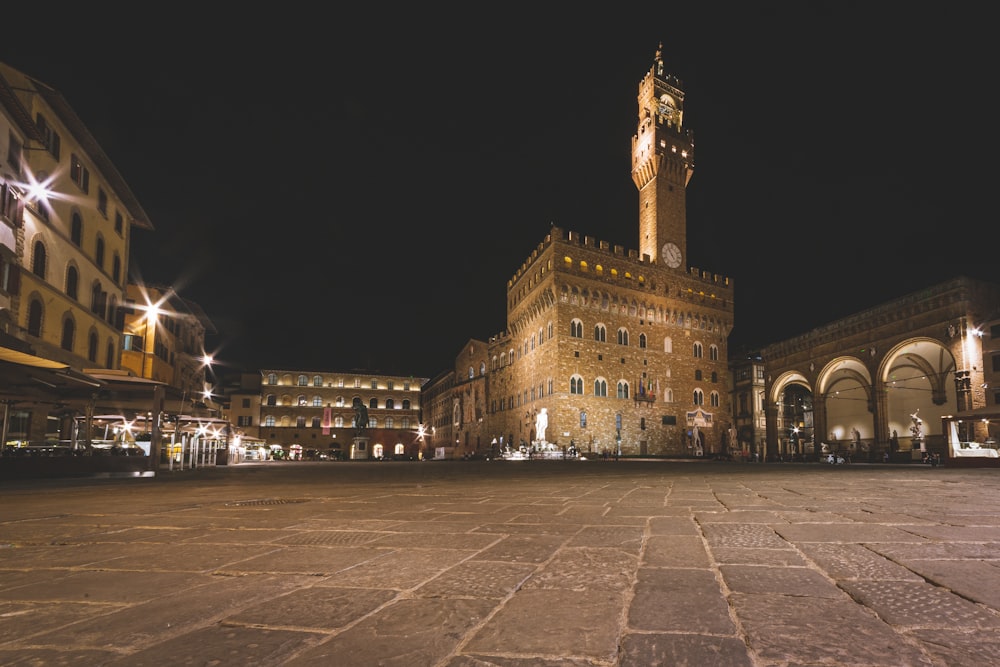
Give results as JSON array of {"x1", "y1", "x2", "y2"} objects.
[
  {"x1": 420, "y1": 45, "x2": 734, "y2": 460},
  {"x1": 119, "y1": 283, "x2": 217, "y2": 401},
  {"x1": 255, "y1": 370, "x2": 428, "y2": 460},
  {"x1": 730, "y1": 348, "x2": 767, "y2": 460},
  {"x1": 761, "y1": 277, "x2": 1000, "y2": 462},
  {"x1": 0, "y1": 62, "x2": 153, "y2": 445}
]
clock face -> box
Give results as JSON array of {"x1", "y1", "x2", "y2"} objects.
[{"x1": 662, "y1": 242, "x2": 682, "y2": 268}]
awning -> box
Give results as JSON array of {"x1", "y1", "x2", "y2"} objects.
[{"x1": 0, "y1": 345, "x2": 69, "y2": 369}]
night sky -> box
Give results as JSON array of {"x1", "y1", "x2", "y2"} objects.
[{"x1": 3, "y1": 6, "x2": 994, "y2": 380}]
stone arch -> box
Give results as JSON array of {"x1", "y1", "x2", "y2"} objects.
[
  {"x1": 815, "y1": 356, "x2": 873, "y2": 453},
  {"x1": 878, "y1": 337, "x2": 957, "y2": 450}
]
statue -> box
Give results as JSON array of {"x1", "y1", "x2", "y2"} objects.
[
  {"x1": 910, "y1": 409, "x2": 922, "y2": 440},
  {"x1": 535, "y1": 408, "x2": 548, "y2": 444},
  {"x1": 354, "y1": 403, "x2": 369, "y2": 435}
]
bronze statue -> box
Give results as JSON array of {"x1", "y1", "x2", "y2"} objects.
[{"x1": 354, "y1": 403, "x2": 369, "y2": 435}]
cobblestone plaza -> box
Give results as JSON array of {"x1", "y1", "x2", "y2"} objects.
[{"x1": 2, "y1": 460, "x2": 999, "y2": 666}]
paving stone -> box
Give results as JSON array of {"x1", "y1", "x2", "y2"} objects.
[
  {"x1": 797, "y1": 542, "x2": 925, "y2": 581},
  {"x1": 414, "y1": 561, "x2": 537, "y2": 599},
  {"x1": 642, "y1": 534, "x2": 711, "y2": 567},
  {"x1": 910, "y1": 629, "x2": 1000, "y2": 667},
  {"x1": 647, "y1": 516, "x2": 700, "y2": 535},
  {"x1": 733, "y1": 592, "x2": 935, "y2": 665},
  {"x1": 628, "y1": 567, "x2": 736, "y2": 634},
  {"x1": 619, "y1": 633, "x2": 754, "y2": 667},
  {"x1": 522, "y1": 547, "x2": 637, "y2": 592},
  {"x1": 898, "y1": 559, "x2": 1000, "y2": 609},
  {"x1": 463, "y1": 588, "x2": 622, "y2": 661},
  {"x1": 700, "y1": 522, "x2": 789, "y2": 549},
  {"x1": 719, "y1": 564, "x2": 844, "y2": 597},
  {"x1": 710, "y1": 546, "x2": 808, "y2": 566},
  {"x1": 469, "y1": 534, "x2": 568, "y2": 564},
  {"x1": 840, "y1": 580, "x2": 1000, "y2": 629},
  {"x1": 773, "y1": 522, "x2": 926, "y2": 543},
  {"x1": 325, "y1": 548, "x2": 478, "y2": 588},
  {"x1": 226, "y1": 586, "x2": 398, "y2": 630},
  {"x1": 105, "y1": 625, "x2": 323, "y2": 666}
]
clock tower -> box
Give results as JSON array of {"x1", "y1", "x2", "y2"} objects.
[{"x1": 632, "y1": 43, "x2": 695, "y2": 269}]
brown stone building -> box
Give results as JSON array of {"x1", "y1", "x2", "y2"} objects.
[
  {"x1": 423, "y1": 46, "x2": 734, "y2": 459},
  {"x1": 762, "y1": 276, "x2": 1000, "y2": 462}
]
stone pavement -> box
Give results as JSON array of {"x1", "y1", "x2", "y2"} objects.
[{"x1": 2, "y1": 460, "x2": 1000, "y2": 666}]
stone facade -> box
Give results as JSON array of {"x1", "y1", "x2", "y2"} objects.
[
  {"x1": 762, "y1": 276, "x2": 1000, "y2": 461},
  {"x1": 421, "y1": 46, "x2": 734, "y2": 460},
  {"x1": 484, "y1": 229, "x2": 732, "y2": 458},
  {"x1": 255, "y1": 370, "x2": 428, "y2": 460}
]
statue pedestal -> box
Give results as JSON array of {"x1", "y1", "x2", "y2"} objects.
[{"x1": 351, "y1": 436, "x2": 370, "y2": 460}]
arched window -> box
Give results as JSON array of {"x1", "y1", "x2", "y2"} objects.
[
  {"x1": 402, "y1": 399, "x2": 411, "y2": 410},
  {"x1": 639, "y1": 333, "x2": 647, "y2": 349},
  {"x1": 570, "y1": 375, "x2": 583, "y2": 395},
  {"x1": 112, "y1": 253, "x2": 121, "y2": 283},
  {"x1": 386, "y1": 398, "x2": 395, "y2": 409},
  {"x1": 266, "y1": 394, "x2": 277, "y2": 406},
  {"x1": 31, "y1": 241, "x2": 46, "y2": 278},
  {"x1": 297, "y1": 374, "x2": 308, "y2": 386},
  {"x1": 311, "y1": 417, "x2": 321, "y2": 428},
  {"x1": 693, "y1": 389, "x2": 704, "y2": 405},
  {"x1": 709, "y1": 344, "x2": 719, "y2": 361},
  {"x1": 105, "y1": 340, "x2": 115, "y2": 368},
  {"x1": 594, "y1": 378, "x2": 608, "y2": 397},
  {"x1": 369, "y1": 397, "x2": 378, "y2": 409},
  {"x1": 312, "y1": 396, "x2": 323, "y2": 407},
  {"x1": 480, "y1": 362, "x2": 486, "y2": 376},
  {"x1": 296, "y1": 416, "x2": 306, "y2": 428},
  {"x1": 65, "y1": 266, "x2": 78, "y2": 300},
  {"x1": 87, "y1": 331, "x2": 98, "y2": 362},
  {"x1": 385, "y1": 417, "x2": 394, "y2": 429},
  {"x1": 594, "y1": 324, "x2": 607, "y2": 342},
  {"x1": 469, "y1": 366, "x2": 474, "y2": 379},
  {"x1": 264, "y1": 415, "x2": 275, "y2": 427},
  {"x1": 95, "y1": 235, "x2": 105, "y2": 269},
  {"x1": 70, "y1": 213, "x2": 82, "y2": 246},
  {"x1": 710, "y1": 391, "x2": 720, "y2": 407},
  {"x1": 27, "y1": 299, "x2": 42, "y2": 337},
  {"x1": 90, "y1": 282, "x2": 103, "y2": 317},
  {"x1": 571, "y1": 319, "x2": 583, "y2": 338},
  {"x1": 693, "y1": 342, "x2": 703, "y2": 358},
  {"x1": 297, "y1": 395, "x2": 307, "y2": 406},
  {"x1": 60, "y1": 316, "x2": 74, "y2": 351},
  {"x1": 267, "y1": 373, "x2": 278, "y2": 385},
  {"x1": 664, "y1": 336, "x2": 673, "y2": 353},
  {"x1": 617, "y1": 381, "x2": 629, "y2": 399},
  {"x1": 313, "y1": 375, "x2": 323, "y2": 386},
  {"x1": 617, "y1": 328, "x2": 629, "y2": 346}
]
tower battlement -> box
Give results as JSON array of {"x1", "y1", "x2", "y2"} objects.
[{"x1": 508, "y1": 225, "x2": 733, "y2": 294}]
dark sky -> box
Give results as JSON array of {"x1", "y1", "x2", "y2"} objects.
[{"x1": 3, "y1": 6, "x2": 994, "y2": 379}]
